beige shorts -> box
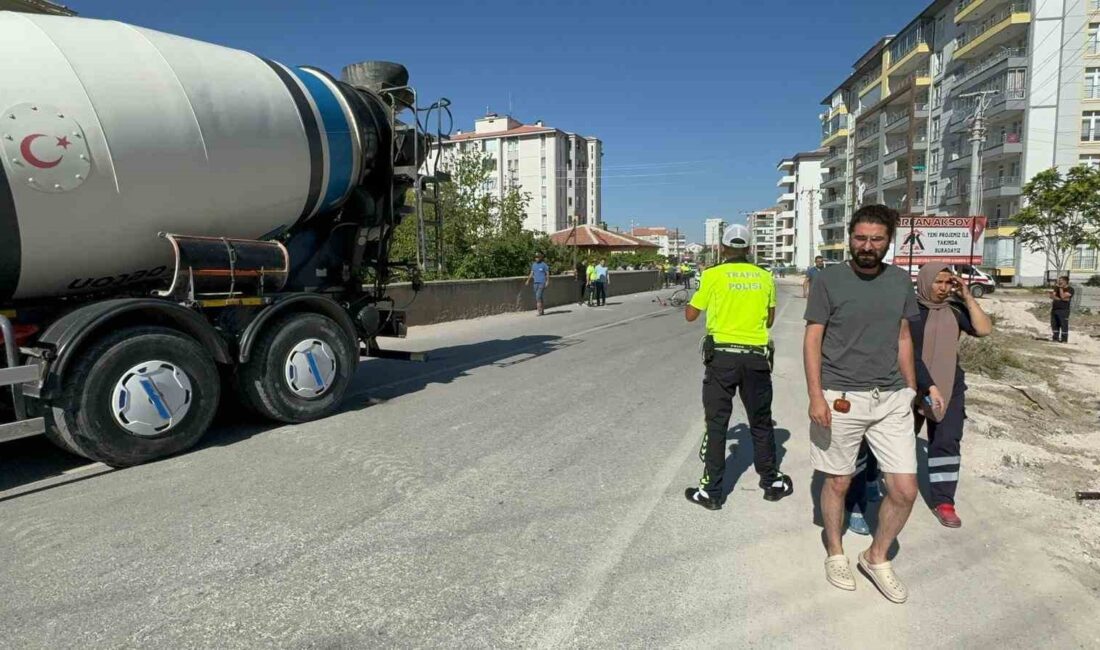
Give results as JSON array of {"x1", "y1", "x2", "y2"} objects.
[{"x1": 810, "y1": 387, "x2": 918, "y2": 475}]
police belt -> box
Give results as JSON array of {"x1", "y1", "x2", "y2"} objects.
[{"x1": 714, "y1": 343, "x2": 770, "y2": 356}]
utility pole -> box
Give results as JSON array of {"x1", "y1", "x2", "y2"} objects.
[
  {"x1": 800, "y1": 188, "x2": 820, "y2": 268},
  {"x1": 959, "y1": 90, "x2": 998, "y2": 217}
]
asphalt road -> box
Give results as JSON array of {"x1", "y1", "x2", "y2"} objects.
[{"x1": 1, "y1": 284, "x2": 1098, "y2": 648}]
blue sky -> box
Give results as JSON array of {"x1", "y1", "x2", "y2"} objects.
[{"x1": 83, "y1": 0, "x2": 924, "y2": 242}]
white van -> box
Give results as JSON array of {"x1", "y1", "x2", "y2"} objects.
[{"x1": 899, "y1": 263, "x2": 997, "y2": 298}]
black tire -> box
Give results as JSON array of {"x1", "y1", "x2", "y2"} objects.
[
  {"x1": 45, "y1": 327, "x2": 220, "y2": 467},
  {"x1": 236, "y1": 313, "x2": 357, "y2": 423},
  {"x1": 970, "y1": 284, "x2": 986, "y2": 299}
]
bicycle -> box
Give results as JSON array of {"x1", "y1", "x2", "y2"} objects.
[{"x1": 654, "y1": 287, "x2": 691, "y2": 308}]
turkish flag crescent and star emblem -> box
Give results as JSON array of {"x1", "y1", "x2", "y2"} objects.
[{"x1": 1, "y1": 102, "x2": 92, "y2": 193}]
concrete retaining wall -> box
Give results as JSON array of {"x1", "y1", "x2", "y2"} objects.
[{"x1": 387, "y1": 270, "x2": 661, "y2": 326}]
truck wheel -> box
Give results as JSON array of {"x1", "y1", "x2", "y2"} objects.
[
  {"x1": 970, "y1": 284, "x2": 986, "y2": 299},
  {"x1": 236, "y1": 313, "x2": 356, "y2": 423},
  {"x1": 46, "y1": 327, "x2": 220, "y2": 467}
]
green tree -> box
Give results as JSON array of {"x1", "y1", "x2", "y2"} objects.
[
  {"x1": 1013, "y1": 166, "x2": 1100, "y2": 280},
  {"x1": 390, "y1": 149, "x2": 572, "y2": 279}
]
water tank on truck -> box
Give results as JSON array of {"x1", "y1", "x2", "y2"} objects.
[{"x1": 0, "y1": 11, "x2": 442, "y2": 466}]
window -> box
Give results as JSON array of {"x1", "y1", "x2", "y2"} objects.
[
  {"x1": 929, "y1": 181, "x2": 939, "y2": 204},
  {"x1": 931, "y1": 117, "x2": 941, "y2": 141},
  {"x1": 1091, "y1": 24, "x2": 1100, "y2": 55},
  {"x1": 1083, "y1": 111, "x2": 1100, "y2": 141},
  {"x1": 1006, "y1": 68, "x2": 1027, "y2": 99},
  {"x1": 1072, "y1": 245, "x2": 1098, "y2": 270},
  {"x1": 1088, "y1": 68, "x2": 1100, "y2": 98},
  {"x1": 930, "y1": 149, "x2": 942, "y2": 174},
  {"x1": 507, "y1": 139, "x2": 518, "y2": 154},
  {"x1": 1080, "y1": 153, "x2": 1100, "y2": 168}
]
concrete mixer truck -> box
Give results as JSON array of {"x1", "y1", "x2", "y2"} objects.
[{"x1": 0, "y1": 11, "x2": 446, "y2": 466}]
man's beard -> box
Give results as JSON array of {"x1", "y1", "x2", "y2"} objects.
[{"x1": 849, "y1": 245, "x2": 885, "y2": 269}]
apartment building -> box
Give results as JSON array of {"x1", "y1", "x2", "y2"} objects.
[
  {"x1": 430, "y1": 114, "x2": 603, "y2": 234},
  {"x1": 704, "y1": 217, "x2": 724, "y2": 247},
  {"x1": 747, "y1": 208, "x2": 782, "y2": 265},
  {"x1": 818, "y1": 0, "x2": 1098, "y2": 284},
  {"x1": 777, "y1": 150, "x2": 826, "y2": 268},
  {"x1": 630, "y1": 227, "x2": 687, "y2": 258}
]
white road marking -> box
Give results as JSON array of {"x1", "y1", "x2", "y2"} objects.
[{"x1": 62, "y1": 462, "x2": 107, "y2": 475}]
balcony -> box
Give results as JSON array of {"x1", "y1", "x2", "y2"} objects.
[
  {"x1": 858, "y1": 69, "x2": 884, "y2": 97},
  {"x1": 856, "y1": 154, "x2": 879, "y2": 173},
  {"x1": 955, "y1": 3, "x2": 1031, "y2": 61},
  {"x1": 956, "y1": 0, "x2": 1012, "y2": 24},
  {"x1": 944, "y1": 182, "x2": 971, "y2": 206},
  {"x1": 822, "y1": 171, "x2": 846, "y2": 188},
  {"x1": 888, "y1": 42, "x2": 932, "y2": 78},
  {"x1": 884, "y1": 112, "x2": 910, "y2": 134},
  {"x1": 821, "y1": 195, "x2": 846, "y2": 209},
  {"x1": 822, "y1": 148, "x2": 847, "y2": 168},
  {"x1": 887, "y1": 197, "x2": 926, "y2": 212},
  {"x1": 821, "y1": 128, "x2": 849, "y2": 148},
  {"x1": 856, "y1": 126, "x2": 880, "y2": 147},
  {"x1": 777, "y1": 174, "x2": 796, "y2": 187},
  {"x1": 957, "y1": 46, "x2": 1028, "y2": 87},
  {"x1": 950, "y1": 85, "x2": 1026, "y2": 126},
  {"x1": 984, "y1": 131, "x2": 1024, "y2": 160},
  {"x1": 882, "y1": 142, "x2": 910, "y2": 163},
  {"x1": 778, "y1": 192, "x2": 796, "y2": 204},
  {"x1": 983, "y1": 174, "x2": 1022, "y2": 196},
  {"x1": 881, "y1": 171, "x2": 907, "y2": 190}
]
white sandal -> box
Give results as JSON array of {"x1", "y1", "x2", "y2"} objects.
[
  {"x1": 858, "y1": 550, "x2": 908, "y2": 603},
  {"x1": 824, "y1": 555, "x2": 856, "y2": 591}
]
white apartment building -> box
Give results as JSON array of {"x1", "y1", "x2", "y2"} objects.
[
  {"x1": 747, "y1": 208, "x2": 781, "y2": 265},
  {"x1": 819, "y1": 0, "x2": 1100, "y2": 284},
  {"x1": 630, "y1": 227, "x2": 687, "y2": 258},
  {"x1": 428, "y1": 113, "x2": 603, "y2": 234},
  {"x1": 704, "y1": 217, "x2": 724, "y2": 246},
  {"x1": 776, "y1": 150, "x2": 826, "y2": 268}
]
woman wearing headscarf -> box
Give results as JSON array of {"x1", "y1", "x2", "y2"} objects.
[{"x1": 909, "y1": 262, "x2": 993, "y2": 528}]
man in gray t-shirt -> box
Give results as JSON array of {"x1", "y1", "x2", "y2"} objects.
[
  {"x1": 802, "y1": 205, "x2": 920, "y2": 604},
  {"x1": 804, "y1": 263, "x2": 919, "y2": 390}
]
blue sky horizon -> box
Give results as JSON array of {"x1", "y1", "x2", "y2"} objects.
[{"x1": 82, "y1": 0, "x2": 926, "y2": 242}]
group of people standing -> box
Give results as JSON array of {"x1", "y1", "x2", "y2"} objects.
[
  {"x1": 576, "y1": 259, "x2": 610, "y2": 307},
  {"x1": 685, "y1": 204, "x2": 993, "y2": 604},
  {"x1": 523, "y1": 254, "x2": 611, "y2": 315}
]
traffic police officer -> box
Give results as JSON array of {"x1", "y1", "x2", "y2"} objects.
[{"x1": 684, "y1": 224, "x2": 793, "y2": 510}]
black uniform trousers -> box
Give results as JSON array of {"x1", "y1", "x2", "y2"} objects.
[
  {"x1": 1051, "y1": 309, "x2": 1070, "y2": 342},
  {"x1": 914, "y1": 392, "x2": 966, "y2": 506},
  {"x1": 699, "y1": 350, "x2": 778, "y2": 498}
]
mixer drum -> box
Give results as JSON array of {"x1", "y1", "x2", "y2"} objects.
[{"x1": 0, "y1": 11, "x2": 375, "y2": 302}]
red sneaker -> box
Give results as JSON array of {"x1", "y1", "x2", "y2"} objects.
[{"x1": 933, "y1": 503, "x2": 962, "y2": 528}]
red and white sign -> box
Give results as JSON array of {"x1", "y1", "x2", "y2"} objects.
[
  {"x1": 2, "y1": 102, "x2": 91, "y2": 193},
  {"x1": 890, "y1": 215, "x2": 987, "y2": 265}
]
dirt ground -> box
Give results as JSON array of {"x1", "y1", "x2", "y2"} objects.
[{"x1": 957, "y1": 290, "x2": 1100, "y2": 591}]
